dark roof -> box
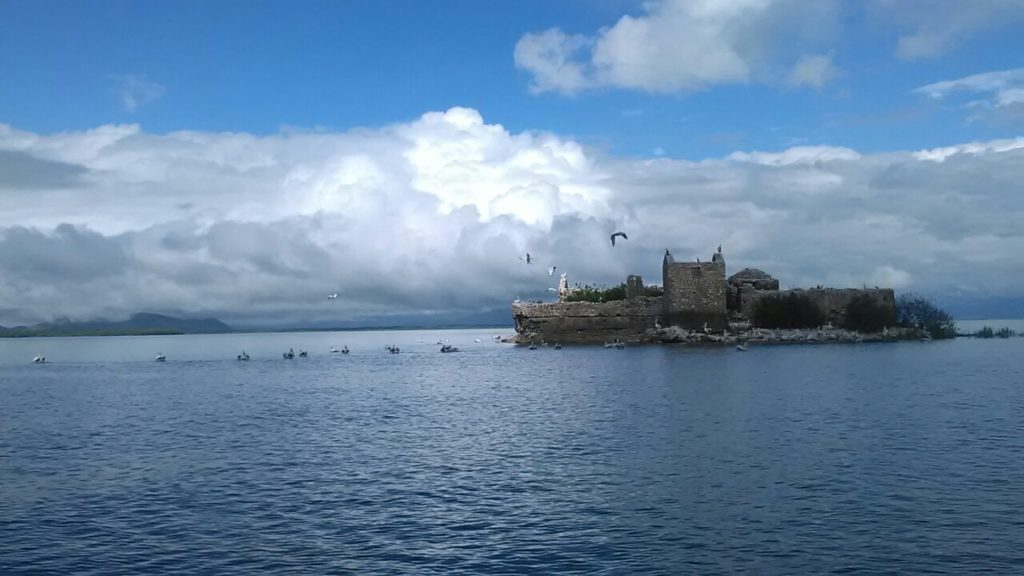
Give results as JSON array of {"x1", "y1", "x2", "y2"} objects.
[{"x1": 728, "y1": 268, "x2": 775, "y2": 282}]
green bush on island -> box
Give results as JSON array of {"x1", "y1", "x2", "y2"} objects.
[
  {"x1": 753, "y1": 292, "x2": 825, "y2": 329},
  {"x1": 562, "y1": 283, "x2": 628, "y2": 303},
  {"x1": 843, "y1": 293, "x2": 898, "y2": 333},
  {"x1": 895, "y1": 294, "x2": 957, "y2": 339}
]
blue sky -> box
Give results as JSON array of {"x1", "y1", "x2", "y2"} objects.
[
  {"x1": 3, "y1": 0, "x2": 1022, "y2": 158},
  {"x1": 1, "y1": 0, "x2": 1024, "y2": 324}
]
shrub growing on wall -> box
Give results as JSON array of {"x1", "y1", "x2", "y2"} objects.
[
  {"x1": 843, "y1": 294, "x2": 897, "y2": 332},
  {"x1": 752, "y1": 292, "x2": 825, "y2": 329}
]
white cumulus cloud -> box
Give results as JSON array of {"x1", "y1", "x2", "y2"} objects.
[
  {"x1": 1, "y1": 107, "x2": 1024, "y2": 326},
  {"x1": 915, "y1": 68, "x2": 1024, "y2": 125},
  {"x1": 514, "y1": 0, "x2": 842, "y2": 94},
  {"x1": 515, "y1": 0, "x2": 1024, "y2": 95}
]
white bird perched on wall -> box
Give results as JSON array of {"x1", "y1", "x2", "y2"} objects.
[{"x1": 548, "y1": 266, "x2": 557, "y2": 276}]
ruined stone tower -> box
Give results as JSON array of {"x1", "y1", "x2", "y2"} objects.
[{"x1": 661, "y1": 248, "x2": 728, "y2": 331}]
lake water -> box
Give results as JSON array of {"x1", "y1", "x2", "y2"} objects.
[
  {"x1": 955, "y1": 318, "x2": 1024, "y2": 334},
  {"x1": 2, "y1": 329, "x2": 1023, "y2": 574}
]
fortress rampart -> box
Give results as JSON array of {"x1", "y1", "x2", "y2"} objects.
[
  {"x1": 511, "y1": 246, "x2": 897, "y2": 344},
  {"x1": 737, "y1": 287, "x2": 896, "y2": 325},
  {"x1": 512, "y1": 297, "x2": 662, "y2": 344}
]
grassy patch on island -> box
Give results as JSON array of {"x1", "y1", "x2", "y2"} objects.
[{"x1": 562, "y1": 283, "x2": 628, "y2": 303}]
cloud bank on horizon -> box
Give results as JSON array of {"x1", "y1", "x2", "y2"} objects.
[
  {"x1": 2, "y1": 0, "x2": 1024, "y2": 326},
  {"x1": 2, "y1": 108, "x2": 1023, "y2": 326}
]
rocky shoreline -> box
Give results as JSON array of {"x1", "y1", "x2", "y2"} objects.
[{"x1": 505, "y1": 324, "x2": 926, "y2": 346}]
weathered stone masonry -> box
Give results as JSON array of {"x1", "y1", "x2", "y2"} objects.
[
  {"x1": 738, "y1": 287, "x2": 896, "y2": 325},
  {"x1": 512, "y1": 297, "x2": 662, "y2": 344},
  {"x1": 662, "y1": 250, "x2": 727, "y2": 332},
  {"x1": 511, "y1": 247, "x2": 896, "y2": 343}
]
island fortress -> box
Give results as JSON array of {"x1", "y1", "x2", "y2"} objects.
[{"x1": 512, "y1": 248, "x2": 895, "y2": 344}]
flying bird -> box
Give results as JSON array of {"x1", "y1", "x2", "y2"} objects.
[
  {"x1": 610, "y1": 231, "x2": 628, "y2": 246},
  {"x1": 519, "y1": 253, "x2": 532, "y2": 264},
  {"x1": 548, "y1": 266, "x2": 557, "y2": 276},
  {"x1": 327, "y1": 293, "x2": 338, "y2": 300}
]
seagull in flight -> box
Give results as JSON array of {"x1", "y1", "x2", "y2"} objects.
[
  {"x1": 548, "y1": 266, "x2": 557, "y2": 276},
  {"x1": 610, "y1": 231, "x2": 628, "y2": 246},
  {"x1": 519, "y1": 253, "x2": 532, "y2": 264},
  {"x1": 327, "y1": 293, "x2": 338, "y2": 300}
]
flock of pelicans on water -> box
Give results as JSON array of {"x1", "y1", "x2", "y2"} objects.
[
  {"x1": 26, "y1": 335, "x2": 531, "y2": 363},
  {"x1": 25, "y1": 333, "x2": 757, "y2": 365},
  {"x1": 25, "y1": 334, "x2": 651, "y2": 364}
]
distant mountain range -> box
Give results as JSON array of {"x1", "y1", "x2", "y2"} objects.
[
  {"x1": 0, "y1": 308, "x2": 513, "y2": 338},
  {"x1": 0, "y1": 313, "x2": 232, "y2": 338}
]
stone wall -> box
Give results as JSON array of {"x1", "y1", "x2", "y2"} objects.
[
  {"x1": 512, "y1": 297, "x2": 663, "y2": 343},
  {"x1": 511, "y1": 247, "x2": 897, "y2": 342},
  {"x1": 662, "y1": 259, "x2": 727, "y2": 331},
  {"x1": 741, "y1": 287, "x2": 896, "y2": 325}
]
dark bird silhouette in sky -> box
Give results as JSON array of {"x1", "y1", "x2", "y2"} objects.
[{"x1": 610, "y1": 231, "x2": 628, "y2": 246}]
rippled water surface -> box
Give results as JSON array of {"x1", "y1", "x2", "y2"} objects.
[{"x1": 2, "y1": 330, "x2": 1024, "y2": 574}]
